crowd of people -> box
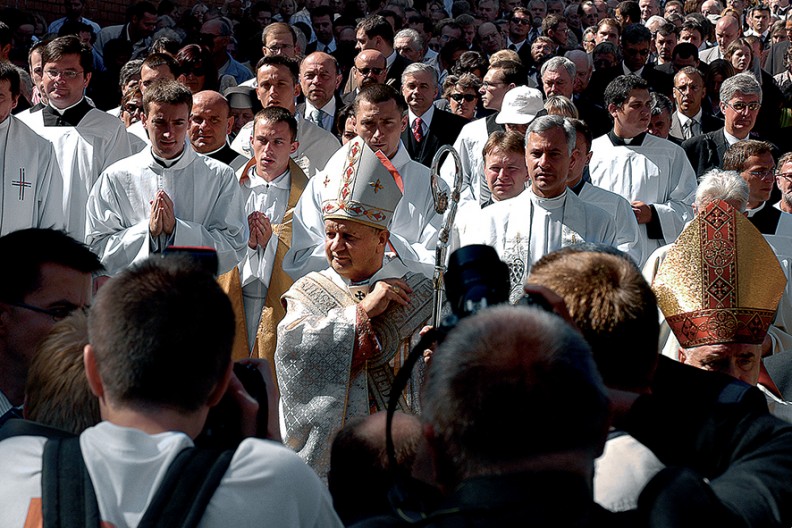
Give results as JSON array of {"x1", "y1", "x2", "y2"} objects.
[{"x1": 4, "y1": 0, "x2": 792, "y2": 524}]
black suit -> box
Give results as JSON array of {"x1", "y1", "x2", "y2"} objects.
[
  {"x1": 386, "y1": 53, "x2": 412, "y2": 92},
  {"x1": 585, "y1": 63, "x2": 674, "y2": 107},
  {"x1": 574, "y1": 95, "x2": 612, "y2": 138},
  {"x1": 668, "y1": 110, "x2": 724, "y2": 143},
  {"x1": 681, "y1": 127, "x2": 730, "y2": 179},
  {"x1": 400, "y1": 109, "x2": 469, "y2": 167},
  {"x1": 764, "y1": 41, "x2": 790, "y2": 77},
  {"x1": 296, "y1": 93, "x2": 346, "y2": 139}
]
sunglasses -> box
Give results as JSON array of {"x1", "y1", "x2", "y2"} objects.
[
  {"x1": 512, "y1": 17, "x2": 531, "y2": 25},
  {"x1": 183, "y1": 65, "x2": 208, "y2": 76},
  {"x1": 357, "y1": 67, "x2": 384, "y2": 75},
  {"x1": 450, "y1": 93, "x2": 478, "y2": 102}
]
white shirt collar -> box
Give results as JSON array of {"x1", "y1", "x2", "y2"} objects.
[
  {"x1": 622, "y1": 62, "x2": 644, "y2": 76},
  {"x1": 409, "y1": 104, "x2": 435, "y2": 127},
  {"x1": 506, "y1": 37, "x2": 526, "y2": 50},
  {"x1": 246, "y1": 166, "x2": 291, "y2": 189},
  {"x1": 723, "y1": 129, "x2": 745, "y2": 145},
  {"x1": 305, "y1": 97, "x2": 337, "y2": 117},
  {"x1": 677, "y1": 108, "x2": 703, "y2": 126}
]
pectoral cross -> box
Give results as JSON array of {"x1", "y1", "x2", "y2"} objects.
[
  {"x1": 355, "y1": 291, "x2": 366, "y2": 301},
  {"x1": 12, "y1": 169, "x2": 31, "y2": 201}
]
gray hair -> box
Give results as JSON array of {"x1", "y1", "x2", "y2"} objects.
[
  {"x1": 720, "y1": 72, "x2": 763, "y2": 104},
  {"x1": 541, "y1": 56, "x2": 576, "y2": 81},
  {"x1": 564, "y1": 49, "x2": 593, "y2": 72},
  {"x1": 695, "y1": 169, "x2": 750, "y2": 212},
  {"x1": 119, "y1": 59, "x2": 143, "y2": 88},
  {"x1": 402, "y1": 61, "x2": 439, "y2": 86},
  {"x1": 395, "y1": 28, "x2": 424, "y2": 50},
  {"x1": 544, "y1": 95, "x2": 579, "y2": 118},
  {"x1": 650, "y1": 92, "x2": 673, "y2": 117},
  {"x1": 526, "y1": 115, "x2": 577, "y2": 155}
]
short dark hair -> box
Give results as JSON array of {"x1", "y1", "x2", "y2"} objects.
[
  {"x1": 490, "y1": 59, "x2": 527, "y2": 86},
  {"x1": 604, "y1": 74, "x2": 649, "y2": 108},
  {"x1": 542, "y1": 13, "x2": 566, "y2": 34},
  {"x1": 622, "y1": 22, "x2": 652, "y2": 45},
  {"x1": 255, "y1": 54, "x2": 299, "y2": 85},
  {"x1": 528, "y1": 248, "x2": 659, "y2": 392},
  {"x1": 253, "y1": 106, "x2": 298, "y2": 141},
  {"x1": 722, "y1": 140, "x2": 774, "y2": 172},
  {"x1": 0, "y1": 22, "x2": 10, "y2": 48},
  {"x1": 42, "y1": 35, "x2": 94, "y2": 74},
  {"x1": 616, "y1": 0, "x2": 640, "y2": 22},
  {"x1": 0, "y1": 229, "x2": 102, "y2": 305},
  {"x1": 87, "y1": 256, "x2": 234, "y2": 413},
  {"x1": 354, "y1": 83, "x2": 407, "y2": 114},
  {"x1": 142, "y1": 52, "x2": 180, "y2": 77},
  {"x1": 672, "y1": 42, "x2": 699, "y2": 61},
  {"x1": 356, "y1": 15, "x2": 396, "y2": 46},
  {"x1": 58, "y1": 20, "x2": 95, "y2": 43},
  {"x1": 128, "y1": 0, "x2": 157, "y2": 22},
  {"x1": 311, "y1": 5, "x2": 335, "y2": 20},
  {"x1": 143, "y1": 79, "x2": 193, "y2": 114},
  {"x1": 680, "y1": 18, "x2": 704, "y2": 39},
  {"x1": 568, "y1": 117, "x2": 593, "y2": 151},
  {"x1": 0, "y1": 62, "x2": 21, "y2": 98},
  {"x1": 261, "y1": 22, "x2": 297, "y2": 46}
]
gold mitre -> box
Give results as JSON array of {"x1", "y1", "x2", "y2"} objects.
[
  {"x1": 322, "y1": 138, "x2": 404, "y2": 230},
  {"x1": 653, "y1": 200, "x2": 786, "y2": 348}
]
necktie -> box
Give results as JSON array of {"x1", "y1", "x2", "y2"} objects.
[
  {"x1": 413, "y1": 117, "x2": 423, "y2": 143},
  {"x1": 683, "y1": 120, "x2": 693, "y2": 140},
  {"x1": 310, "y1": 108, "x2": 324, "y2": 129},
  {"x1": 508, "y1": 43, "x2": 517, "y2": 51}
]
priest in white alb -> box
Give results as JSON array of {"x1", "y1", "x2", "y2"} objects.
[
  {"x1": 0, "y1": 63, "x2": 64, "y2": 235},
  {"x1": 18, "y1": 35, "x2": 134, "y2": 242},
  {"x1": 85, "y1": 81, "x2": 247, "y2": 276},
  {"x1": 468, "y1": 115, "x2": 618, "y2": 301},
  {"x1": 283, "y1": 84, "x2": 443, "y2": 279},
  {"x1": 588, "y1": 75, "x2": 697, "y2": 257},
  {"x1": 276, "y1": 138, "x2": 433, "y2": 479}
]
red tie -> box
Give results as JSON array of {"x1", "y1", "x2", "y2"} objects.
[{"x1": 413, "y1": 117, "x2": 423, "y2": 143}]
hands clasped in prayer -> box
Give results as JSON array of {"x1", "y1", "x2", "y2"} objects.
[
  {"x1": 248, "y1": 211, "x2": 273, "y2": 249},
  {"x1": 149, "y1": 190, "x2": 175, "y2": 237},
  {"x1": 358, "y1": 278, "x2": 412, "y2": 318}
]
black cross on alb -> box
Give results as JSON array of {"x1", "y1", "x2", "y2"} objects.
[
  {"x1": 355, "y1": 291, "x2": 366, "y2": 301},
  {"x1": 12, "y1": 168, "x2": 31, "y2": 201}
]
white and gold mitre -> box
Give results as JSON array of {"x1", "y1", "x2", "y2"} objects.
[{"x1": 321, "y1": 138, "x2": 404, "y2": 230}]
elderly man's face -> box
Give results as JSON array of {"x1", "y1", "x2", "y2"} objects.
[
  {"x1": 679, "y1": 343, "x2": 762, "y2": 386},
  {"x1": 300, "y1": 53, "x2": 341, "y2": 108},
  {"x1": 324, "y1": 219, "x2": 387, "y2": 282},
  {"x1": 189, "y1": 93, "x2": 233, "y2": 153},
  {"x1": 777, "y1": 161, "x2": 792, "y2": 210},
  {"x1": 395, "y1": 36, "x2": 422, "y2": 62},
  {"x1": 543, "y1": 67, "x2": 574, "y2": 98},
  {"x1": 721, "y1": 90, "x2": 761, "y2": 138},
  {"x1": 479, "y1": 24, "x2": 504, "y2": 53},
  {"x1": 353, "y1": 52, "x2": 387, "y2": 87},
  {"x1": 648, "y1": 109, "x2": 672, "y2": 138}
]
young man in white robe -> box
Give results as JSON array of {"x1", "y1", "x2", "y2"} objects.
[
  {"x1": 230, "y1": 55, "x2": 340, "y2": 178},
  {"x1": 235, "y1": 107, "x2": 308, "y2": 363},
  {"x1": 470, "y1": 115, "x2": 619, "y2": 301},
  {"x1": 0, "y1": 63, "x2": 64, "y2": 235},
  {"x1": 85, "y1": 80, "x2": 247, "y2": 276},
  {"x1": 17, "y1": 36, "x2": 135, "y2": 242},
  {"x1": 568, "y1": 118, "x2": 646, "y2": 265},
  {"x1": 283, "y1": 84, "x2": 443, "y2": 279},
  {"x1": 588, "y1": 74, "x2": 697, "y2": 258},
  {"x1": 276, "y1": 139, "x2": 433, "y2": 479}
]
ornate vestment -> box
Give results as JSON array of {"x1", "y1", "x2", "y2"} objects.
[{"x1": 275, "y1": 259, "x2": 432, "y2": 478}]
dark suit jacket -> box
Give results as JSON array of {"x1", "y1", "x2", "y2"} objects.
[
  {"x1": 681, "y1": 127, "x2": 729, "y2": 178},
  {"x1": 585, "y1": 63, "x2": 674, "y2": 107},
  {"x1": 296, "y1": 93, "x2": 346, "y2": 139},
  {"x1": 386, "y1": 53, "x2": 412, "y2": 92},
  {"x1": 400, "y1": 109, "x2": 469, "y2": 167},
  {"x1": 668, "y1": 110, "x2": 724, "y2": 143},
  {"x1": 574, "y1": 95, "x2": 612, "y2": 138},
  {"x1": 764, "y1": 41, "x2": 790, "y2": 77}
]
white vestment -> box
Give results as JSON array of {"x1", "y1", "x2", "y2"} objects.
[
  {"x1": 578, "y1": 180, "x2": 647, "y2": 265},
  {"x1": 0, "y1": 116, "x2": 64, "y2": 235},
  {"x1": 238, "y1": 165, "x2": 291, "y2": 346},
  {"x1": 468, "y1": 188, "x2": 619, "y2": 299},
  {"x1": 276, "y1": 258, "x2": 432, "y2": 479},
  {"x1": 588, "y1": 133, "x2": 696, "y2": 256},
  {"x1": 19, "y1": 105, "x2": 135, "y2": 241},
  {"x1": 85, "y1": 145, "x2": 247, "y2": 276},
  {"x1": 230, "y1": 117, "x2": 340, "y2": 178},
  {"x1": 440, "y1": 116, "x2": 490, "y2": 206},
  {"x1": 283, "y1": 139, "x2": 442, "y2": 280}
]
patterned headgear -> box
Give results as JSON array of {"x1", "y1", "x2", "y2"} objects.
[
  {"x1": 653, "y1": 200, "x2": 786, "y2": 348},
  {"x1": 321, "y1": 138, "x2": 404, "y2": 230}
]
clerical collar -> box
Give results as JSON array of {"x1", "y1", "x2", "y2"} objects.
[
  {"x1": 43, "y1": 98, "x2": 92, "y2": 127},
  {"x1": 608, "y1": 130, "x2": 646, "y2": 146},
  {"x1": 151, "y1": 147, "x2": 186, "y2": 168},
  {"x1": 246, "y1": 166, "x2": 290, "y2": 189},
  {"x1": 529, "y1": 187, "x2": 567, "y2": 208},
  {"x1": 569, "y1": 170, "x2": 591, "y2": 195},
  {"x1": 746, "y1": 201, "x2": 766, "y2": 218},
  {"x1": 202, "y1": 141, "x2": 230, "y2": 158}
]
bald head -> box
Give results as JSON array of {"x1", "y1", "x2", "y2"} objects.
[
  {"x1": 300, "y1": 51, "x2": 342, "y2": 108},
  {"x1": 353, "y1": 49, "x2": 388, "y2": 88},
  {"x1": 189, "y1": 90, "x2": 233, "y2": 154},
  {"x1": 715, "y1": 15, "x2": 740, "y2": 50}
]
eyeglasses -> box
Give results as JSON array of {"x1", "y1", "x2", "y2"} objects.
[
  {"x1": 747, "y1": 168, "x2": 776, "y2": 180},
  {"x1": 481, "y1": 81, "x2": 505, "y2": 89},
  {"x1": 45, "y1": 69, "x2": 83, "y2": 80},
  {"x1": 724, "y1": 101, "x2": 762, "y2": 112},
  {"x1": 357, "y1": 67, "x2": 384, "y2": 75},
  {"x1": 123, "y1": 104, "x2": 143, "y2": 114},
  {"x1": 776, "y1": 171, "x2": 792, "y2": 181},
  {"x1": 264, "y1": 44, "x2": 294, "y2": 53},
  {"x1": 511, "y1": 17, "x2": 531, "y2": 24},
  {"x1": 450, "y1": 93, "x2": 478, "y2": 102},
  {"x1": 8, "y1": 301, "x2": 80, "y2": 321}
]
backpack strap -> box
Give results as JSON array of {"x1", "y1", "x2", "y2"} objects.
[
  {"x1": 41, "y1": 437, "x2": 100, "y2": 528},
  {"x1": 137, "y1": 447, "x2": 235, "y2": 528}
]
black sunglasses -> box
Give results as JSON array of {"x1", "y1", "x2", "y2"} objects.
[
  {"x1": 357, "y1": 67, "x2": 384, "y2": 75},
  {"x1": 450, "y1": 93, "x2": 478, "y2": 102},
  {"x1": 512, "y1": 17, "x2": 531, "y2": 25}
]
